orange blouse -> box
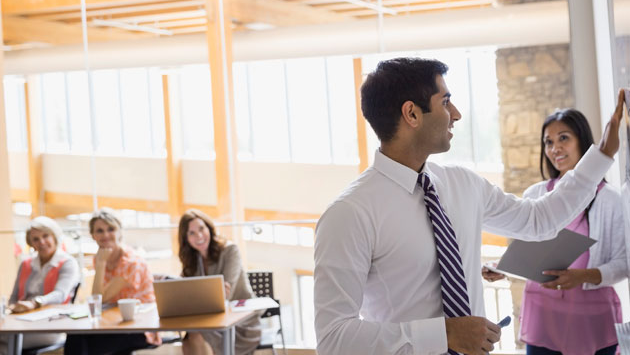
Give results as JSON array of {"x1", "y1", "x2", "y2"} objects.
[{"x1": 100, "y1": 246, "x2": 155, "y2": 304}]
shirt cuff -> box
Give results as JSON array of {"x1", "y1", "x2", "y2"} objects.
[
  {"x1": 573, "y1": 145, "x2": 614, "y2": 184},
  {"x1": 405, "y1": 316, "x2": 447, "y2": 355}
]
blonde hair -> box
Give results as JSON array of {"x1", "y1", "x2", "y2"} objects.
[
  {"x1": 89, "y1": 208, "x2": 123, "y2": 235},
  {"x1": 26, "y1": 216, "x2": 64, "y2": 248}
]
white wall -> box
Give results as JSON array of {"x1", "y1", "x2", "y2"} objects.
[
  {"x1": 8, "y1": 151, "x2": 28, "y2": 189},
  {"x1": 17, "y1": 154, "x2": 359, "y2": 214},
  {"x1": 181, "y1": 159, "x2": 218, "y2": 206},
  {"x1": 42, "y1": 154, "x2": 169, "y2": 200},
  {"x1": 239, "y1": 162, "x2": 357, "y2": 214}
]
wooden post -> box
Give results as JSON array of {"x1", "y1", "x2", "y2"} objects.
[
  {"x1": 163, "y1": 74, "x2": 183, "y2": 256},
  {"x1": 24, "y1": 82, "x2": 43, "y2": 216},
  {"x1": 0, "y1": 11, "x2": 18, "y2": 297},
  {"x1": 204, "y1": 0, "x2": 246, "y2": 260},
  {"x1": 353, "y1": 58, "x2": 369, "y2": 173}
]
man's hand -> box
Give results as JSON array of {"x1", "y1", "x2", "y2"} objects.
[
  {"x1": 446, "y1": 316, "x2": 501, "y2": 355},
  {"x1": 599, "y1": 89, "x2": 627, "y2": 158}
]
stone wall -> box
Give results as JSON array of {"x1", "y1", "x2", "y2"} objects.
[{"x1": 496, "y1": 44, "x2": 575, "y2": 194}]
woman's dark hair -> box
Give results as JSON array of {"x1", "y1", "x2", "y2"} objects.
[
  {"x1": 539, "y1": 108, "x2": 594, "y2": 180},
  {"x1": 538, "y1": 108, "x2": 598, "y2": 222},
  {"x1": 178, "y1": 209, "x2": 225, "y2": 277},
  {"x1": 361, "y1": 57, "x2": 449, "y2": 142}
]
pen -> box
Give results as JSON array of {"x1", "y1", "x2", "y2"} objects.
[{"x1": 497, "y1": 315, "x2": 511, "y2": 328}]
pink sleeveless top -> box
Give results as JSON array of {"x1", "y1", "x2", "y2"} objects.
[{"x1": 519, "y1": 180, "x2": 621, "y2": 354}]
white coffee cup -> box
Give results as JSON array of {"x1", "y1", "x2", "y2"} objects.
[{"x1": 117, "y1": 298, "x2": 140, "y2": 322}]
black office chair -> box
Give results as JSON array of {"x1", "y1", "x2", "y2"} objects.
[
  {"x1": 247, "y1": 271, "x2": 287, "y2": 355},
  {"x1": 22, "y1": 283, "x2": 81, "y2": 355}
]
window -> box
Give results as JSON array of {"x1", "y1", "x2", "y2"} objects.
[
  {"x1": 285, "y1": 58, "x2": 331, "y2": 164},
  {"x1": 248, "y1": 60, "x2": 291, "y2": 162},
  {"x1": 3, "y1": 76, "x2": 27, "y2": 152},
  {"x1": 242, "y1": 223, "x2": 315, "y2": 247},
  {"x1": 120, "y1": 68, "x2": 155, "y2": 155},
  {"x1": 233, "y1": 62, "x2": 253, "y2": 160},
  {"x1": 233, "y1": 56, "x2": 358, "y2": 164},
  {"x1": 297, "y1": 274, "x2": 316, "y2": 347},
  {"x1": 92, "y1": 69, "x2": 124, "y2": 154},
  {"x1": 41, "y1": 72, "x2": 70, "y2": 152},
  {"x1": 177, "y1": 64, "x2": 215, "y2": 159},
  {"x1": 326, "y1": 57, "x2": 359, "y2": 165},
  {"x1": 38, "y1": 67, "x2": 165, "y2": 156},
  {"x1": 66, "y1": 71, "x2": 92, "y2": 153}
]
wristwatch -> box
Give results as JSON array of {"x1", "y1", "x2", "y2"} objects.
[{"x1": 33, "y1": 296, "x2": 44, "y2": 308}]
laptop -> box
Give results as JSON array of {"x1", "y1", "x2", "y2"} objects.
[{"x1": 154, "y1": 275, "x2": 226, "y2": 317}]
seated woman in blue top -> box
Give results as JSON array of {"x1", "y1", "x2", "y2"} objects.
[{"x1": 0, "y1": 216, "x2": 79, "y2": 352}]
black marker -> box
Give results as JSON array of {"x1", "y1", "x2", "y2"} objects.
[{"x1": 497, "y1": 315, "x2": 511, "y2": 328}]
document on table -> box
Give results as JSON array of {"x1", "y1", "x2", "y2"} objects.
[
  {"x1": 15, "y1": 308, "x2": 63, "y2": 321},
  {"x1": 496, "y1": 228, "x2": 596, "y2": 283},
  {"x1": 230, "y1": 297, "x2": 278, "y2": 312}
]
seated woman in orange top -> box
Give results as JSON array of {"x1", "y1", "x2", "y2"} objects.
[{"x1": 64, "y1": 208, "x2": 160, "y2": 355}]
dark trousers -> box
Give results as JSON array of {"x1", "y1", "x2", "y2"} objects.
[
  {"x1": 64, "y1": 333, "x2": 150, "y2": 355},
  {"x1": 526, "y1": 343, "x2": 617, "y2": 355}
]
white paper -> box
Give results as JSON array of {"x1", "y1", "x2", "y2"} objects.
[
  {"x1": 230, "y1": 297, "x2": 278, "y2": 312},
  {"x1": 15, "y1": 308, "x2": 63, "y2": 322}
]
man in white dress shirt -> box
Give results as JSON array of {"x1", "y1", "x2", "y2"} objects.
[{"x1": 314, "y1": 57, "x2": 626, "y2": 355}]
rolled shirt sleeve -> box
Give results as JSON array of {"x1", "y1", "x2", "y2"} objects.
[{"x1": 482, "y1": 145, "x2": 613, "y2": 241}]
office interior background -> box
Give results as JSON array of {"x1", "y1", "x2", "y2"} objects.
[{"x1": 0, "y1": 0, "x2": 629, "y2": 353}]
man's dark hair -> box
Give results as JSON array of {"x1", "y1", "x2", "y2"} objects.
[{"x1": 360, "y1": 57, "x2": 449, "y2": 142}]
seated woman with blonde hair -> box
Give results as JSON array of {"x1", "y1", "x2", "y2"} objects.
[
  {"x1": 179, "y1": 209, "x2": 261, "y2": 355},
  {"x1": 64, "y1": 208, "x2": 160, "y2": 355},
  {"x1": 0, "y1": 216, "x2": 79, "y2": 353}
]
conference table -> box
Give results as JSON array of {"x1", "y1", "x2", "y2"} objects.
[{"x1": 0, "y1": 303, "x2": 257, "y2": 355}]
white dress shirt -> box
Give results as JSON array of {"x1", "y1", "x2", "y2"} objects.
[
  {"x1": 314, "y1": 145, "x2": 613, "y2": 355},
  {"x1": 11, "y1": 249, "x2": 79, "y2": 306}
]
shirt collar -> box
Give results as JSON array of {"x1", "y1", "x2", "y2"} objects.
[
  {"x1": 373, "y1": 149, "x2": 427, "y2": 194},
  {"x1": 33, "y1": 249, "x2": 64, "y2": 271}
]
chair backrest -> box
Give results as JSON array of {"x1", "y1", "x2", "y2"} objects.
[
  {"x1": 247, "y1": 271, "x2": 280, "y2": 318},
  {"x1": 70, "y1": 283, "x2": 81, "y2": 304},
  {"x1": 247, "y1": 271, "x2": 274, "y2": 299}
]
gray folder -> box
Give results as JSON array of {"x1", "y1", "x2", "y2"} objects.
[{"x1": 496, "y1": 228, "x2": 596, "y2": 283}]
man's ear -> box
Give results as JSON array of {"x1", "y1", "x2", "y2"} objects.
[{"x1": 401, "y1": 100, "x2": 421, "y2": 128}]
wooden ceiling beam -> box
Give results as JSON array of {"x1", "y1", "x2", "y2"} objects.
[
  {"x1": 27, "y1": 0, "x2": 204, "y2": 21},
  {"x1": 99, "y1": 9, "x2": 206, "y2": 24},
  {"x1": 170, "y1": 25, "x2": 206, "y2": 34},
  {"x1": 2, "y1": 15, "x2": 148, "y2": 45},
  {"x1": 2, "y1": 0, "x2": 182, "y2": 15},
  {"x1": 229, "y1": 0, "x2": 354, "y2": 26},
  {"x1": 339, "y1": 0, "x2": 492, "y2": 16},
  {"x1": 321, "y1": 0, "x2": 492, "y2": 11},
  {"x1": 153, "y1": 17, "x2": 206, "y2": 27}
]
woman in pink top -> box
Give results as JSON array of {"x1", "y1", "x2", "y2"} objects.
[{"x1": 484, "y1": 109, "x2": 626, "y2": 355}]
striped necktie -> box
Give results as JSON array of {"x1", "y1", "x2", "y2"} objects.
[{"x1": 419, "y1": 172, "x2": 471, "y2": 355}]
